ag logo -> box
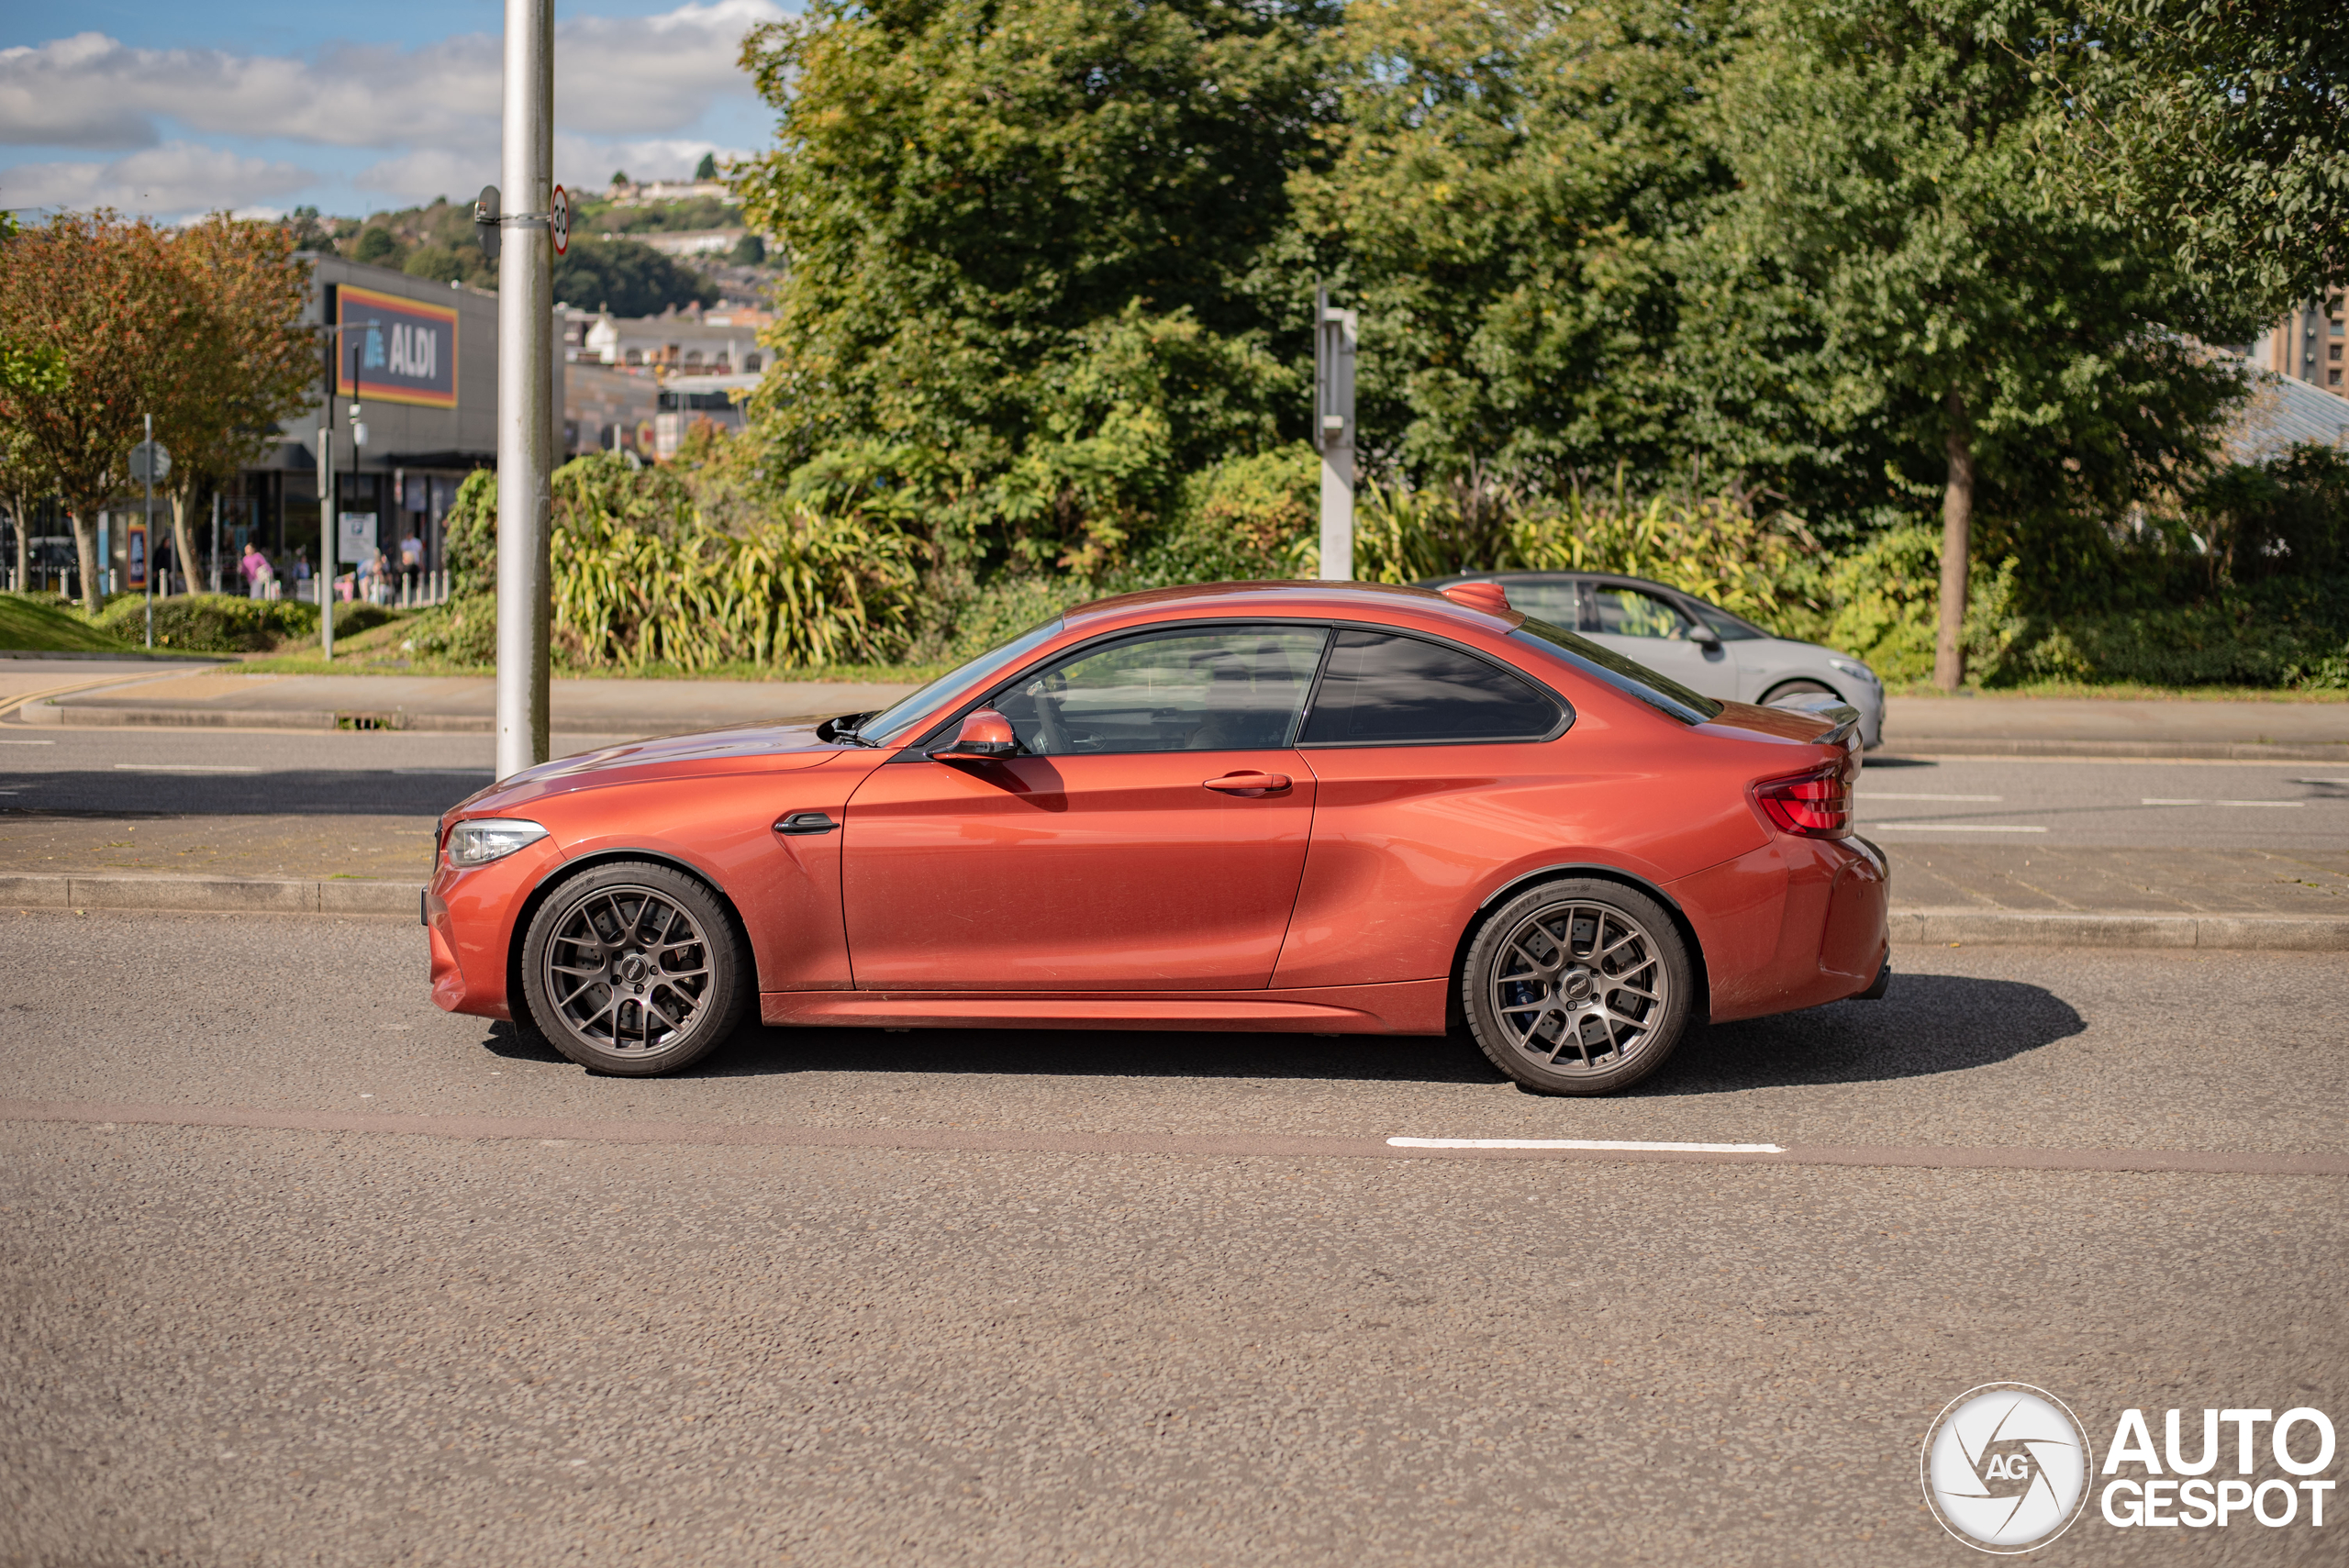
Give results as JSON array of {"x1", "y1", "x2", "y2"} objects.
[{"x1": 1921, "y1": 1384, "x2": 2093, "y2": 1553}]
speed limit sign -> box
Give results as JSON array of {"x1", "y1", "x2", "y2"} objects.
[{"x1": 551, "y1": 184, "x2": 570, "y2": 256}]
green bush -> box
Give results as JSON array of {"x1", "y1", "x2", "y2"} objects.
[{"x1": 87, "y1": 593, "x2": 395, "y2": 652}]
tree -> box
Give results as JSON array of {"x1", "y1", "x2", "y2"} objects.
[
  {"x1": 694, "y1": 152, "x2": 720, "y2": 181},
  {"x1": 552, "y1": 238, "x2": 719, "y2": 317},
  {"x1": 156, "y1": 217, "x2": 319, "y2": 594},
  {"x1": 2028, "y1": 0, "x2": 2348, "y2": 313},
  {"x1": 733, "y1": 0, "x2": 1338, "y2": 570},
  {"x1": 0, "y1": 213, "x2": 195, "y2": 611},
  {"x1": 1290, "y1": 0, "x2": 1742, "y2": 487},
  {"x1": 1703, "y1": 0, "x2": 2258, "y2": 687}
]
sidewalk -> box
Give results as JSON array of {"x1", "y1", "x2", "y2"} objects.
[
  {"x1": 1882, "y1": 695, "x2": 2349, "y2": 759},
  {"x1": 5, "y1": 817, "x2": 2342, "y2": 946},
  {"x1": 21, "y1": 672, "x2": 2349, "y2": 756},
  {"x1": 21, "y1": 670, "x2": 919, "y2": 736}
]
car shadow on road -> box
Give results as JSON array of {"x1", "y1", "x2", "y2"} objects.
[
  {"x1": 476, "y1": 971, "x2": 2080, "y2": 1091},
  {"x1": 706, "y1": 1024, "x2": 1510, "y2": 1084},
  {"x1": 1643, "y1": 971, "x2": 2085, "y2": 1095}
]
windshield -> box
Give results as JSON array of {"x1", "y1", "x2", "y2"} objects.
[
  {"x1": 853, "y1": 617, "x2": 1066, "y2": 746},
  {"x1": 1510, "y1": 617, "x2": 1724, "y2": 725}
]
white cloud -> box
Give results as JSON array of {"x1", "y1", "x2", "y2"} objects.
[
  {"x1": 0, "y1": 140, "x2": 313, "y2": 216},
  {"x1": 0, "y1": 2, "x2": 783, "y2": 154}
]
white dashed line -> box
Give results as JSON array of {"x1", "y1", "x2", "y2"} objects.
[
  {"x1": 111, "y1": 763, "x2": 261, "y2": 773},
  {"x1": 2140, "y1": 798, "x2": 2304, "y2": 808},
  {"x1": 1387, "y1": 1137, "x2": 1787, "y2": 1153},
  {"x1": 1857, "y1": 793, "x2": 2003, "y2": 801},
  {"x1": 1866, "y1": 823, "x2": 2050, "y2": 832}
]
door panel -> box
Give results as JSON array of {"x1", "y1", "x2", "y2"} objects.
[{"x1": 841, "y1": 751, "x2": 1317, "y2": 990}]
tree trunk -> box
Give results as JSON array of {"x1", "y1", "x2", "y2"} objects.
[
  {"x1": 171, "y1": 488, "x2": 202, "y2": 597},
  {"x1": 1932, "y1": 390, "x2": 1974, "y2": 693},
  {"x1": 9, "y1": 495, "x2": 26, "y2": 594},
  {"x1": 70, "y1": 508, "x2": 101, "y2": 614}
]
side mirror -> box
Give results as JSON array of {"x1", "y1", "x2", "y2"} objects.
[
  {"x1": 930, "y1": 706, "x2": 1018, "y2": 760},
  {"x1": 1691, "y1": 627, "x2": 1722, "y2": 651}
]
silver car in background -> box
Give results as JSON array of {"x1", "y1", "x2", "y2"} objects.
[{"x1": 1421, "y1": 570, "x2": 1886, "y2": 749}]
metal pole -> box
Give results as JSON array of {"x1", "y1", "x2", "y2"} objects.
[
  {"x1": 209, "y1": 491, "x2": 219, "y2": 595},
  {"x1": 1315, "y1": 284, "x2": 1357, "y2": 581},
  {"x1": 320, "y1": 420, "x2": 335, "y2": 660},
  {"x1": 142, "y1": 413, "x2": 155, "y2": 648},
  {"x1": 495, "y1": 0, "x2": 554, "y2": 779}
]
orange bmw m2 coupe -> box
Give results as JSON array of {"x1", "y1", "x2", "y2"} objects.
[{"x1": 426, "y1": 582, "x2": 1888, "y2": 1095}]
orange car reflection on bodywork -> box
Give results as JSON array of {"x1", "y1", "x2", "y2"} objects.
[{"x1": 427, "y1": 581, "x2": 1888, "y2": 1095}]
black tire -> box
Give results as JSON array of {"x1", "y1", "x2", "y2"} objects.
[
  {"x1": 1460, "y1": 878, "x2": 1694, "y2": 1095},
  {"x1": 519, "y1": 861, "x2": 751, "y2": 1076},
  {"x1": 1762, "y1": 678, "x2": 1840, "y2": 706}
]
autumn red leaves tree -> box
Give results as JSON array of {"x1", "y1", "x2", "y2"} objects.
[{"x1": 0, "y1": 212, "x2": 316, "y2": 611}]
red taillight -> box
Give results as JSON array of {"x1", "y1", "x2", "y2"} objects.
[{"x1": 1754, "y1": 768, "x2": 1851, "y2": 839}]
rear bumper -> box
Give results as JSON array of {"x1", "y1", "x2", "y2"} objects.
[{"x1": 1668, "y1": 832, "x2": 1889, "y2": 1024}]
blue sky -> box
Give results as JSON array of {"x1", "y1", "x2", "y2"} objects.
[{"x1": 0, "y1": 0, "x2": 791, "y2": 220}]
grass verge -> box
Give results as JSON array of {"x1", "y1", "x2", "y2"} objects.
[{"x1": 0, "y1": 593, "x2": 139, "y2": 654}]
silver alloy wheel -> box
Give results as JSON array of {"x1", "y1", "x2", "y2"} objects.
[
  {"x1": 542, "y1": 883, "x2": 714, "y2": 1057},
  {"x1": 1486, "y1": 899, "x2": 1671, "y2": 1073}
]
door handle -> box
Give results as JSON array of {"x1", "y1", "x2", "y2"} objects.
[
  {"x1": 1203, "y1": 772, "x2": 1290, "y2": 795},
  {"x1": 774, "y1": 811, "x2": 838, "y2": 835}
]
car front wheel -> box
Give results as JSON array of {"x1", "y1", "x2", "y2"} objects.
[
  {"x1": 1461, "y1": 878, "x2": 1694, "y2": 1095},
  {"x1": 519, "y1": 861, "x2": 751, "y2": 1075}
]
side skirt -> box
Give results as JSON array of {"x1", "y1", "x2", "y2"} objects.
[{"x1": 759, "y1": 979, "x2": 1448, "y2": 1035}]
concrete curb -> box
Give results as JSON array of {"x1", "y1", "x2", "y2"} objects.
[
  {"x1": 1891, "y1": 906, "x2": 2349, "y2": 951},
  {"x1": 0, "y1": 873, "x2": 422, "y2": 917},
  {"x1": 0, "y1": 649, "x2": 221, "y2": 663},
  {"x1": 5, "y1": 874, "x2": 2344, "y2": 949},
  {"x1": 1881, "y1": 739, "x2": 2349, "y2": 762},
  {"x1": 20, "y1": 699, "x2": 762, "y2": 735}
]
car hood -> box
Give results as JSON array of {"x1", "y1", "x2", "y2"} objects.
[{"x1": 447, "y1": 718, "x2": 854, "y2": 817}]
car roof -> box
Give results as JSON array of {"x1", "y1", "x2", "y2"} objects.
[
  {"x1": 1418, "y1": 569, "x2": 1698, "y2": 600},
  {"x1": 1063, "y1": 579, "x2": 1525, "y2": 634}
]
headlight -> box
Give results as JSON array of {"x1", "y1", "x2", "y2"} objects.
[
  {"x1": 1829, "y1": 657, "x2": 1881, "y2": 687},
  {"x1": 446, "y1": 818, "x2": 550, "y2": 867}
]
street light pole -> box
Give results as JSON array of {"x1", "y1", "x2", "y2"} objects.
[{"x1": 495, "y1": 0, "x2": 555, "y2": 779}]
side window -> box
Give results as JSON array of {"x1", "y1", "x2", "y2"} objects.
[
  {"x1": 1592, "y1": 586, "x2": 1698, "y2": 639},
  {"x1": 1298, "y1": 629, "x2": 1562, "y2": 746},
  {"x1": 991, "y1": 628, "x2": 1329, "y2": 755},
  {"x1": 1503, "y1": 581, "x2": 1583, "y2": 629}
]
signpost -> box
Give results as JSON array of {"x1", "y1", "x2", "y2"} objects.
[
  {"x1": 1314, "y1": 284, "x2": 1358, "y2": 581},
  {"x1": 128, "y1": 421, "x2": 170, "y2": 648}
]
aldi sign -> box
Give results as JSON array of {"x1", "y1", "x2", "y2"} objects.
[{"x1": 337, "y1": 284, "x2": 459, "y2": 408}]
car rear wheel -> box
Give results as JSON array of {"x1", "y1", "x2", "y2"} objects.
[
  {"x1": 1762, "y1": 678, "x2": 1840, "y2": 707},
  {"x1": 1461, "y1": 879, "x2": 1694, "y2": 1095},
  {"x1": 520, "y1": 861, "x2": 750, "y2": 1076}
]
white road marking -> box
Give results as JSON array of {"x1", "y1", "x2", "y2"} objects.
[
  {"x1": 2140, "y1": 798, "x2": 2304, "y2": 807},
  {"x1": 1867, "y1": 822, "x2": 2050, "y2": 832},
  {"x1": 0, "y1": 740, "x2": 56, "y2": 745},
  {"x1": 111, "y1": 762, "x2": 261, "y2": 773},
  {"x1": 1388, "y1": 1137, "x2": 1786, "y2": 1153},
  {"x1": 1857, "y1": 792, "x2": 2003, "y2": 801}
]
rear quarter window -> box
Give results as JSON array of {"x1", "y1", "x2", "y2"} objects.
[
  {"x1": 1299, "y1": 629, "x2": 1564, "y2": 745},
  {"x1": 1510, "y1": 619, "x2": 1724, "y2": 724}
]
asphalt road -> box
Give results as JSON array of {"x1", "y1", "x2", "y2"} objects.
[
  {"x1": 5, "y1": 724, "x2": 2348, "y2": 850},
  {"x1": 1, "y1": 911, "x2": 2341, "y2": 1566}
]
